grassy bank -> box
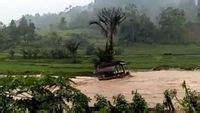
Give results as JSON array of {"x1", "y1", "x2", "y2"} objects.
[
  {"x1": 1, "y1": 44, "x2": 200, "y2": 76},
  {"x1": 0, "y1": 56, "x2": 93, "y2": 76}
]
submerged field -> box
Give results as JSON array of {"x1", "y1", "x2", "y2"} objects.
[
  {"x1": 72, "y1": 70, "x2": 200, "y2": 107},
  {"x1": 1, "y1": 44, "x2": 200, "y2": 76}
]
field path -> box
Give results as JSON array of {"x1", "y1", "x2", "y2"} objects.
[{"x1": 72, "y1": 70, "x2": 200, "y2": 107}]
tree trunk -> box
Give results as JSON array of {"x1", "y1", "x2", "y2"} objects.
[
  {"x1": 109, "y1": 34, "x2": 114, "y2": 61},
  {"x1": 72, "y1": 53, "x2": 76, "y2": 63}
]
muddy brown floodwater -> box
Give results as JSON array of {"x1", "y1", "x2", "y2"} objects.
[{"x1": 71, "y1": 70, "x2": 200, "y2": 107}]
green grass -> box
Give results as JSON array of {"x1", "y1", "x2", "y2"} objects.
[
  {"x1": 0, "y1": 55, "x2": 93, "y2": 76},
  {"x1": 2, "y1": 43, "x2": 200, "y2": 76},
  {"x1": 118, "y1": 55, "x2": 200, "y2": 70},
  {"x1": 123, "y1": 43, "x2": 200, "y2": 55},
  {"x1": 116, "y1": 43, "x2": 200, "y2": 70}
]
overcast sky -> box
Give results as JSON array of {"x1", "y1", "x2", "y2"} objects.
[{"x1": 0, "y1": 0, "x2": 93, "y2": 24}]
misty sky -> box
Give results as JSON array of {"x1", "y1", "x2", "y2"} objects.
[{"x1": 0, "y1": 0, "x2": 93, "y2": 24}]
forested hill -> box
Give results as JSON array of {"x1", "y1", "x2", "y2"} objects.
[
  {"x1": 20, "y1": 0, "x2": 197, "y2": 30},
  {"x1": 22, "y1": 5, "x2": 93, "y2": 29}
]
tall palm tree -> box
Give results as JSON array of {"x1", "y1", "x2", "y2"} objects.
[{"x1": 90, "y1": 8, "x2": 126, "y2": 61}]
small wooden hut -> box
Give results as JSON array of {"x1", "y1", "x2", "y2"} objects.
[{"x1": 96, "y1": 61, "x2": 129, "y2": 80}]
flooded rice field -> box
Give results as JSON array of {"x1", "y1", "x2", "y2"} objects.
[{"x1": 72, "y1": 70, "x2": 200, "y2": 107}]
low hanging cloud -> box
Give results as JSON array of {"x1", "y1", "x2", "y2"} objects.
[{"x1": 0, "y1": 0, "x2": 93, "y2": 24}]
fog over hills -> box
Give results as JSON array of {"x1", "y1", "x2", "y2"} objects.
[
  {"x1": 1, "y1": 0, "x2": 198, "y2": 29},
  {"x1": 0, "y1": 0, "x2": 94, "y2": 24}
]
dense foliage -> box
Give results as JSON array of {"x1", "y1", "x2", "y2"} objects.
[
  {"x1": 0, "y1": 74, "x2": 199, "y2": 113},
  {"x1": 119, "y1": 4, "x2": 156, "y2": 45},
  {"x1": 158, "y1": 7, "x2": 187, "y2": 43},
  {"x1": 0, "y1": 76, "x2": 90, "y2": 113}
]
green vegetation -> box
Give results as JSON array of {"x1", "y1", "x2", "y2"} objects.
[
  {"x1": 0, "y1": 75, "x2": 199, "y2": 112},
  {"x1": 0, "y1": 76, "x2": 90, "y2": 112},
  {"x1": 90, "y1": 8, "x2": 126, "y2": 62},
  {"x1": 0, "y1": 54, "x2": 92, "y2": 75},
  {"x1": 94, "y1": 91, "x2": 148, "y2": 113},
  {"x1": 0, "y1": 43, "x2": 199, "y2": 76},
  {"x1": 1, "y1": 0, "x2": 200, "y2": 112},
  {"x1": 0, "y1": 0, "x2": 199, "y2": 76}
]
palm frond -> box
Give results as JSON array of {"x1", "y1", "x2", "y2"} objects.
[{"x1": 90, "y1": 21, "x2": 108, "y2": 37}]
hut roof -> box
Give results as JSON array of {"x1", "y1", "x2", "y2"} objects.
[
  {"x1": 98, "y1": 61, "x2": 126, "y2": 68},
  {"x1": 97, "y1": 66, "x2": 115, "y2": 73}
]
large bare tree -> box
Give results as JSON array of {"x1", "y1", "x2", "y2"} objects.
[{"x1": 90, "y1": 8, "x2": 126, "y2": 61}]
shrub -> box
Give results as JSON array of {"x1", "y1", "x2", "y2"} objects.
[
  {"x1": 50, "y1": 49, "x2": 68, "y2": 59},
  {"x1": 114, "y1": 47, "x2": 124, "y2": 55},
  {"x1": 93, "y1": 48, "x2": 114, "y2": 69},
  {"x1": 65, "y1": 39, "x2": 81, "y2": 63},
  {"x1": 75, "y1": 34, "x2": 89, "y2": 48},
  {"x1": 113, "y1": 94, "x2": 129, "y2": 112},
  {"x1": 32, "y1": 49, "x2": 40, "y2": 58},
  {"x1": 40, "y1": 49, "x2": 51, "y2": 58},
  {"x1": 94, "y1": 94, "x2": 111, "y2": 110},
  {"x1": 21, "y1": 49, "x2": 42, "y2": 59},
  {"x1": 71, "y1": 92, "x2": 90, "y2": 113},
  {"x1": 162, "y1": 81, "x2": 200, "y2": 112},
  {"x1": 130, "y1": 90, "x2": 148, "y2": 113},
  {"x1": 0, "y1": 76, "x2": 88, "y2": 112},
  {"x1": 21, "y1": 49, "x2": 29, "y2": 59},
  {"x1": 95, "y1": 48, "x2": 113, "y2": 62},
  {"x1": 86, "y1": 44, "x2": 96, "y2": 55},
  {"x1": 154, "y1": 103, "x2": 166, "y2": 113},
  {"x1": 100, "y1": 106, "x2": 111, "y2": 113},
  {"x1": 178, "y1": 81, "x2": 200, "y2": 112},
  {"x1": 9, "y1": 49, "x2": 15, "y2": 58}
]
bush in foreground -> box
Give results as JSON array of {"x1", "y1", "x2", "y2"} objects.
[{"x1": 0, "y1": 77, "x2": 199, "y2": 113}]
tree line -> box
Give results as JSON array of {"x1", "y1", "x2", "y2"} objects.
[
  {"x1": 0, "y1": 17, "x2": 93, "y2": 63},
  {"x1": 19, "y1": 0, "x2": 198, "y2": 30},
  {"x1": 0, "y1": 5, "x2": 198, "y2": 61},
  {"x1": 119, "y1": 5, "x2": 188, "y2": 45}
]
